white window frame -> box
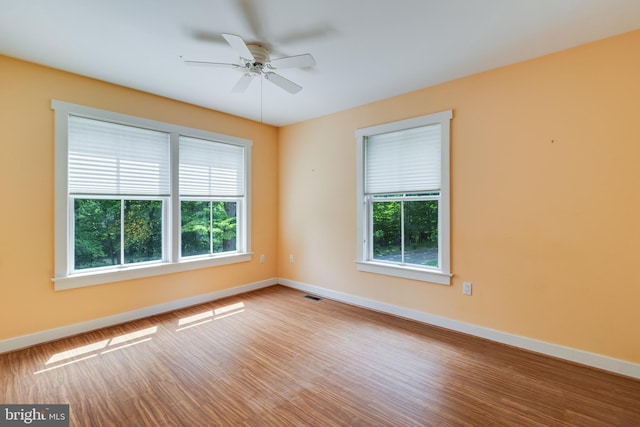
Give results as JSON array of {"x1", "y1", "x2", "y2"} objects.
[
  {"x1": 355, "y1": 110, "x2": 452, "y2": 285},
  {"x1": 52, "y1": 100, "x2": 252, "y2": 291}
]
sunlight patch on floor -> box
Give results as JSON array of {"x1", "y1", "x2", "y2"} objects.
[
  {"x1": 35, "y1": 303, "x2": 247, "y2": 374},
  {"x1": 178, "y1": 310, "x2": 214, "y2": 326},
  {"x1": 214, "y1": 302, "x2": 244, "y2": 316},
  {"x1": 109, "y1": 326, "x2": 157, "y2": 346},
  {"x1": 100, "y1": 337, "x2": 154, "y2": 355},
  {"x1": 46, "y1": 340, "x2": 109, "y2": 365},
  {"x1": 176, "y1": 302, "x2": 245, "y2": 332},
  {"x1": 36, "y1": 326, "x2": 158, "y2": 374}
]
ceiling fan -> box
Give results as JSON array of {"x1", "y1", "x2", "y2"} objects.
[{"x1": 182, "y1": 33, "x2": 316, "y2": 94}]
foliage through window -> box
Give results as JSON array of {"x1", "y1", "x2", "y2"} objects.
[
  {"x1": 74, "y1": 199, "x2": 163, "y2": 269},
  {"x1": 372, "y1": 196, "x2": 438, "y2": 267},
  {"x1": 181, "y1": 201, "x2": 237, "y2": 257}
]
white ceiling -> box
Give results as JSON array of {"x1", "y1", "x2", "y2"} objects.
[{"x1": 1, "y1": 0, "x2": 639, "y2": 126}]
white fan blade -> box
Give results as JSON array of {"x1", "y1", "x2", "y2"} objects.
[
  {"x1": 270, "y1": 54, "x2": 316, "y2": 69},
  {"x1": 222, "y1": 33, "x2": 255, "y2": 61},
  {"x1": 181, "y1": 57, "x2": 241, "y2": 69},
  {"x1": 264, "y1": 72, "x2": 302, "y2": 94},
  {"x1": 232, "y1": 74, "x2": 254, "y2": 93}
]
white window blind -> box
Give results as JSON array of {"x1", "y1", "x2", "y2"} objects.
[
  {"x1": 68, "y1": 116, "x2": 171, "y2": 196},
  {"x1": 365, "y1": 124, "x2": 441, "y2": 194},
  {"x1": 179, "y1": 136, "x2": 245, "y2": 197}
]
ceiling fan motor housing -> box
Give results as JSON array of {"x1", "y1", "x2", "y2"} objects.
[{"x1": 247, "y1": 43, "x2": 270, "y2": 66}]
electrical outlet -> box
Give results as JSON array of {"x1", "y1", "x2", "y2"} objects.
[
  {"x1": 260, "y1": 254, "x2": 265, "y2": 263},
  {"x1": 289, "y1": 254, "x2": 294, "y2": 263},
  {"x1": 463, "y1": 282, "x2": 472, "y2": 296}
]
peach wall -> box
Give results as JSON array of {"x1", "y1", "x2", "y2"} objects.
[
  {"x1": 0, "y1": 56, "x2": 279, "y2": 340},
  {"x1": 278, "y1": 30, "x2": 640, "y2": 363}
]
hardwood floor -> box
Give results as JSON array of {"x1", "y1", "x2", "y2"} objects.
[{"x1": 1, "y1": 285, "x2": 639, "y2": 426}]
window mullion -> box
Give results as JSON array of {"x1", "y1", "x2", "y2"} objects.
[
  {"x1": 68, "y1": 196, "x2": 75, "y2": 273},
  {"x1": 400, "y1": 200, "x2": 405, "y2": 264},
  {"x1": 209, "y1": 200, "x2": 214, "y2": 255},
  {"x1": 120, "y1": 199, "x2": 125, "y2": 266},
  {"x1": 367, "y1": 197, "x2": 373, "y2": 261},
  {"x1": 170, "y1": 133, "x2": 180, "y2": 262}
]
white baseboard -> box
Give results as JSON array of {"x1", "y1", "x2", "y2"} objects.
[
  {"x1": 279, "y1": 278, "x2": 640, "y2": 380},
  {"x1": 0, "y1": 278, "x2": 277, "y2": 354},
  {"x1": 4, "y1": 277, "x2": 638, "y2": 380}
]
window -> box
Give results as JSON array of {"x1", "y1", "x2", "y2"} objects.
[
  {"x1": 356, "y1": 110, "x2": 452, "y2": 285},
  {"x1": 179, "y1": 135, "x2": 245, "y2": 258},
  {"x1": 53, "y1": 101, "x2": 252, "y2": 290},
  {"x1": 68, "y1": 116, "x2": 170, "y2": 271}
]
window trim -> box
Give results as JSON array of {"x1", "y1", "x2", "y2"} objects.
[
  {"x1": 355, "y1": 110, "x2": 452, "y2": 285},
  {"x1": 52, "y1": 100, "x2": 252, "y2": 291}
]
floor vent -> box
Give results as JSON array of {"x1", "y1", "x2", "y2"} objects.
[{"x1": 304, "y1": 295, "x2": 322, "y2": 301}]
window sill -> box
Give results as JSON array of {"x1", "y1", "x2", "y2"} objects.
[
  {"x1": 355, "y1": 261, "x2": 452, "y2": 285},
  {"x1": 52, "y1": 253, "x2": 252, "y2": 291}
]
